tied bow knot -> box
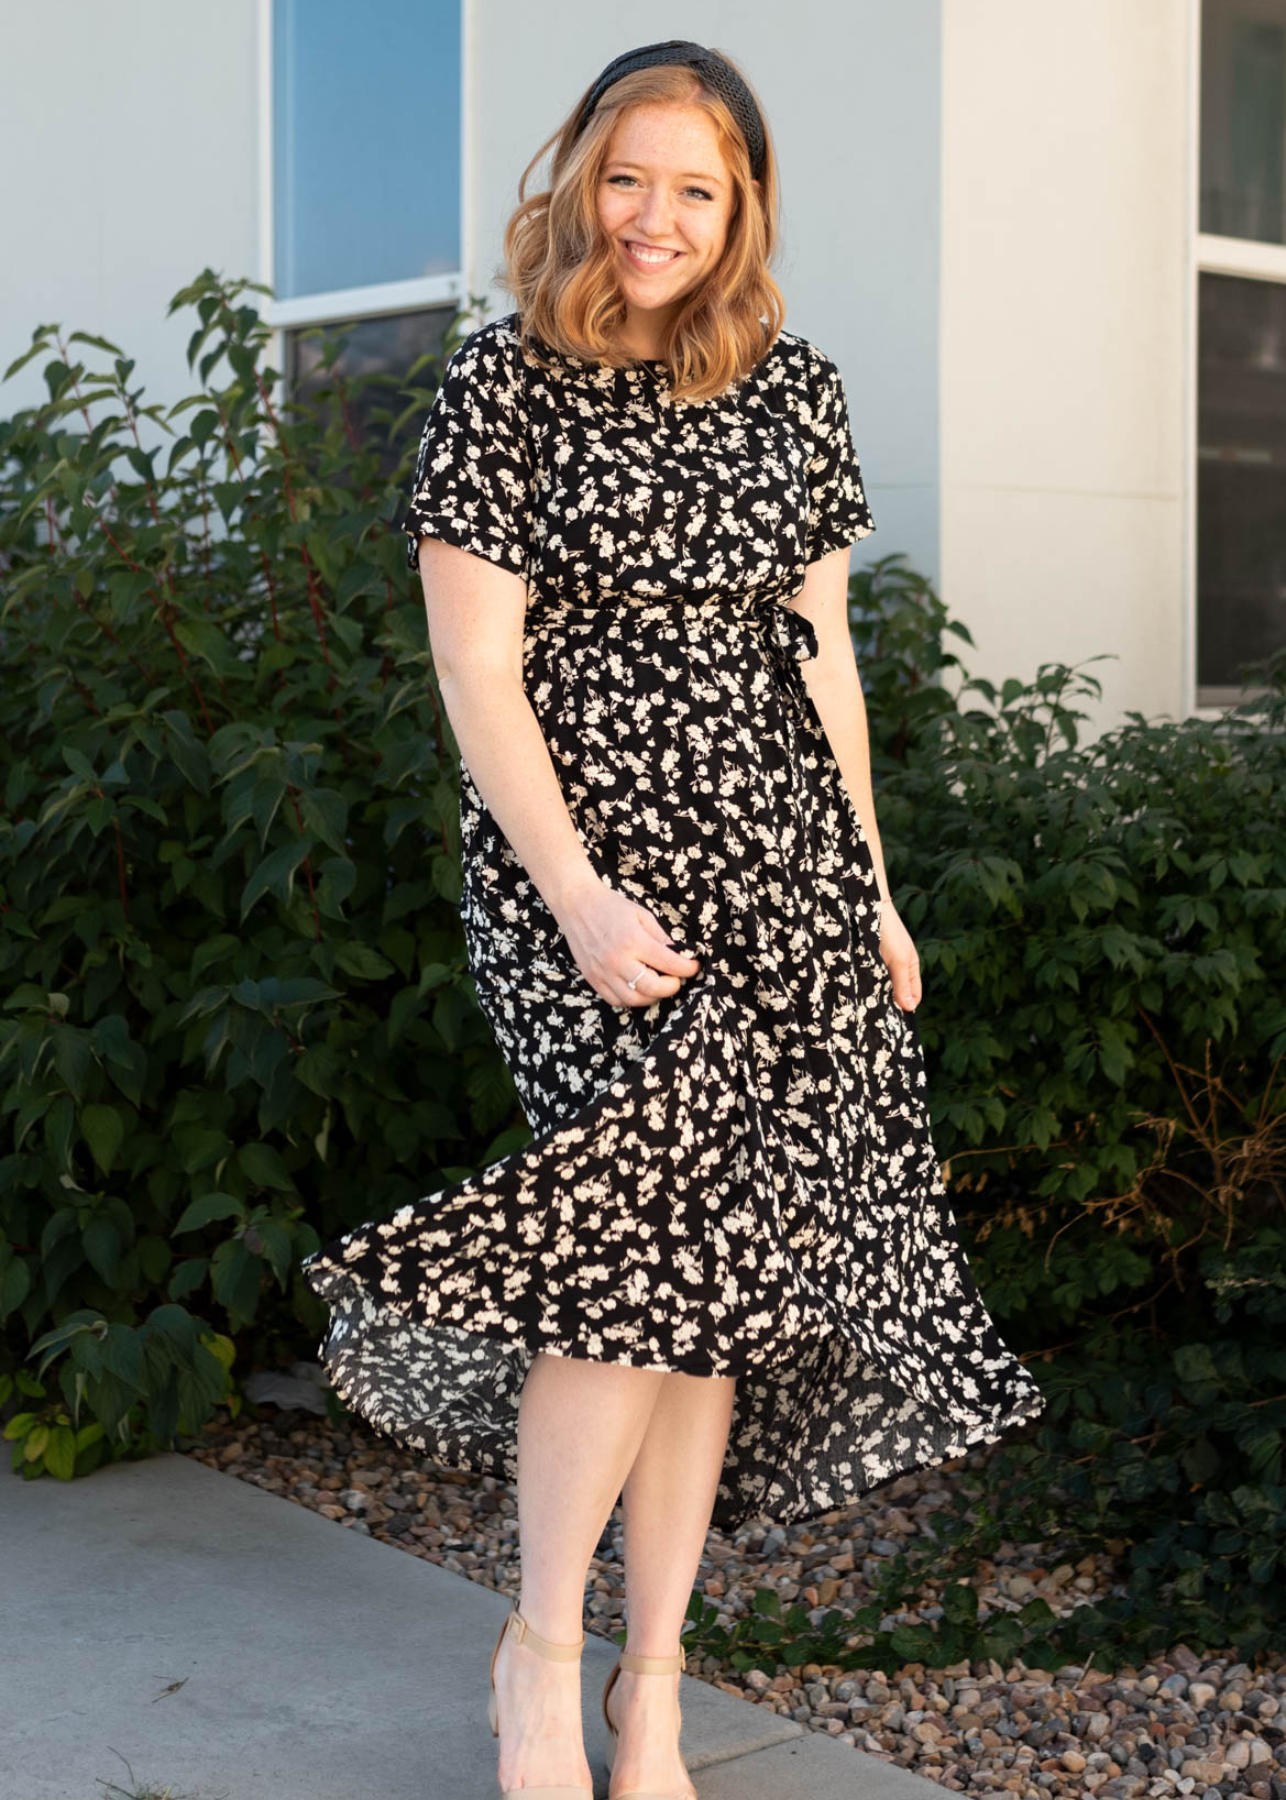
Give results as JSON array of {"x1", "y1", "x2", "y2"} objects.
[{"x1": 762, "y1": 602, "x2": 818, "y2": 703}]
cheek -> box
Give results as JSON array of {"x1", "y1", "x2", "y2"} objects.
[
  {"x1": 689, "y1": 221, "x2": 728, "y2": 263},
  {"x1": 597, "y1": 191, "x2": 627, "y2": 234}
]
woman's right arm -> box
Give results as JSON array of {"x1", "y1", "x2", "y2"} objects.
[{"x1": 418, "y1": 535, "x2": 700, "y2": 1008}]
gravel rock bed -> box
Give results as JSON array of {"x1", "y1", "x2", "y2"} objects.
[{"x1": 182, "y1": 1408, "x2": 1286, "y2": 1798}]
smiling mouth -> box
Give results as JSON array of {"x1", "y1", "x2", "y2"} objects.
[{"x1": 622, "y1": 241, "x2": 683, "y2": 267}]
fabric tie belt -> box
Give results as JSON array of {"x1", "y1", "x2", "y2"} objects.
[
  {"x1": 526, "y1": 594, "x2": 819, "y2": 709},
  {"x1": 762, "y1": 600, "x2": 819, "y2": 707}
]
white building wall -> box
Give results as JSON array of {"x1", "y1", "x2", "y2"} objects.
[
  {"x1": 1, "y1": 0, "x2": 939, "y2": 604},
  {"x1": 0, "y1": 0, "x2": 261, "y2": 418},
  {"x1": 940, "y1": 0, "x2": 1192, "y2": 729},
  {"x1": 5, "y1": 0, "x2": 1199, "y2": 731}
]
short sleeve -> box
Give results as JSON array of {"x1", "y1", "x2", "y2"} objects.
[
  {"x1": 800, "y1": 349, "x2": 876, "y2": 565},
  {"x1": 403, "y1": 322, "x2": 535, "y2": 581}
]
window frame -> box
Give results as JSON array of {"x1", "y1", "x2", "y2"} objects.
[
  {"x1": 255, "y1": 0, "x2": 471, "y2": 351},
  {"x1": 1190, "y1": 0, "x2": 1286, "y2": 712}
]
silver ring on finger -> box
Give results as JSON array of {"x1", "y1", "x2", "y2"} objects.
[{"x1": 625, "y1": 963, "x2": 648, "y2": 991}]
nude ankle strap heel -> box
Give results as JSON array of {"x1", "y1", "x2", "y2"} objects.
[
  {"x1": 487, "y1": 1603, "x2": 589, "y2": 1799},
  {"x1": 600, "y1": 1643, "x2": 690, "y2": 1800}
]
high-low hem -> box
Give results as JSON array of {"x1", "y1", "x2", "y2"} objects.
[
  {"x1": 302, "y1": 309, "x2": 1048, "y2": 1532},
  {"x1": 300, "y1": 968, "x2": 1046, "y2": 1533},
  {"x1": 303, "y1": 1255, "x2": 1046, "y2": 1532}
]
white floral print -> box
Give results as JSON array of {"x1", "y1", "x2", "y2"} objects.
[{"x1": 299, "y1": 312, "x2": 1045, "y2": 1528}]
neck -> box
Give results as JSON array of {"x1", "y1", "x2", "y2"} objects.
[{"x1": 615, "y1": 303, "x2": 676, "y2": 362}]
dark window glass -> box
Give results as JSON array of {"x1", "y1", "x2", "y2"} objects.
[
  {"x1": 286, "y1": 306, "x2": 457, "y2": 483},
  {"x1": 1196, "y1": 271, "x2": 1286, "y2": 694},
  {"x1": 1200, "y1": 0, "x2": 1286, "y2": 244}
]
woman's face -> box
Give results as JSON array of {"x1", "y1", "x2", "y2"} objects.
[{"x1": 597, "y1": 101, "x2": 740, "y2": 325}]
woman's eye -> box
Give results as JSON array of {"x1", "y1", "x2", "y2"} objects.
[{"x1": 607, "y1": 175, "x2": 712, "y2": 201}]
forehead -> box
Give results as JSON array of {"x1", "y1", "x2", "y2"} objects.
[{"x1": 604, "y1": 100, "x2": 730, "y2": 173}]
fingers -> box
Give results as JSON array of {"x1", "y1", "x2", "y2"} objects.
[
  {"x1": 603, "y1": 963, "x2": 680, "y2": 1009},
  {"x1": 587, "y1": 962, "x2": 672, "y2": 1009},
  {"x1": 570, "y1": 896, "x2": 704, "y2": 1009},
  {"x1": 634, "y1": 907, "x2": 702, "y2": 980},
  {"x1": 877, "y1": 905, "x2": 922, "y2": 1013},
  {"x1": 598, "y1": 913, "x2": 703, "y2": 1009},
  {"x1": 607, "y1": 945, "x2": 702, "y2": 1009},
  {"x1": 891, "y1": 953, "x2": 922, "y2": 1012}
]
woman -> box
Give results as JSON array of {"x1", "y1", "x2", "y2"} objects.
[{"x1": 301, "y1": 38, "x2": 1045, "y2": 1800}]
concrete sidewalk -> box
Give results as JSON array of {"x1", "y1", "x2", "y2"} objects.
[{"x1": 1, "y1": 1452, "x2": 929, "y2": 1799}]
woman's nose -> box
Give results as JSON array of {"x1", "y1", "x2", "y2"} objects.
[{"x1": 634, "y1": 196, "x2": 675, "y2": 237}]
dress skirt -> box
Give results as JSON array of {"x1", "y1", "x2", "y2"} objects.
[{"x1": 300, "y1": 586, "x2": 1047, "y2": 1530}]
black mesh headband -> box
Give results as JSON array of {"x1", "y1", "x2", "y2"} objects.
[{"x1": 571, "y1": 39, "x2": 766, "y2": 182}]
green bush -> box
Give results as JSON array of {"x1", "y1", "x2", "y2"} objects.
[
  {"x1": 852, "y1": 558, "x2": 1286, "y2": 1336},
  {"x1": 831, "y1": 564, "x2": 1286, "y2": 1660},
  {"x1": 0, "y1": 270, "x2": 521, "y2": 1475},
  {"x1": 2, "y1": 271, "x2": 1283, "y2": 1660}
]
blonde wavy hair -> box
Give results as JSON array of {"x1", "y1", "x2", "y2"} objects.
[{"x1": 499, "y1": 55, "x2": 785, "y2": 404}]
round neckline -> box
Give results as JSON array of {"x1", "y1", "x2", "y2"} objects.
[
  {"x1": 510, "y1": 313, "x2": 782, "y2": 392},
  {"x1": 512, "y1": 316, "x2": 669, "y2": 375}
]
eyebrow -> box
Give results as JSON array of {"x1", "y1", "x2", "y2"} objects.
[{"x1": 607, "y1": 160, "x2": 724, "y2": 184}]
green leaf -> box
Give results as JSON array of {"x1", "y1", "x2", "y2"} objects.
[
  {"x1": 241, "y1": 837, "x2": 314, "y2": 921},
  {"x1": 211, "y1": 1238, "x2": 264, "y2": 1325},
  {"x1": 334, "y1": 942, "x2": 395, "y2": 981},
  {"x1": 174, "y1": 616, "x2": 239, "y2": 677},
  {"x1": 168, "y1": 1258, "x2": 210, "y2": 1300},
  {"x1": 941, "y1": 1581, "x2": 980, "y2": 1624},
  {"x1": 44, "y1": 1095, "x2": 76, "y2": 1171},
  {"x1": 173, "y1": 1192, "x2": 246, "y2": 1235},
  {"x1": 295, "y1": 1045, "x2": 341, "y2": 1098},
  {"x1": 52, "y1": 1025, "x2": 94, "y2": 1099},
  {"x1": 238, "y1": 1142, "x2": 294, "y2": 1192},
  {"x1": 300, "y1": 788, "x2": 349, "y2": 856},
  {"x1": 82, "y1": 1213, "x2": 122, "y2": 1285},
  {"x1": 81, "y1": 1103, "x2": 125, "y2": 1174},
  {"x1": 43, "y1": 1425, "x2": 78, "y2": 1481},
  {"x1": 0, "y1": 1258, "x2": 32, "y2": 1323},
  {"x1": 387, "y1": 986, "x2": 423, "y2": 1045},
  {"x1": 191, "y1": 935, "x2": 240, "y2": 980}
]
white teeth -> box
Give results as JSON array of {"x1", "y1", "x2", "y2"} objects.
[{"x1": 626, "y1": 242, "x2": 678, "y2": 264}]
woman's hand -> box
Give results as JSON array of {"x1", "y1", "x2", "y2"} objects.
[
  {"x1": 878, "y1": 902, "x2": 922, "y2": 1012},
  {"x1": 554, "y1": 875, "x2": 701, "y2": 1008}
]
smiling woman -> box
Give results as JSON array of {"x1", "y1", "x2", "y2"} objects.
[
  {"x1": 299, "y1": 37, "x2": 1045, "y2": 1800},
  {"x1": 597, "y1": 115, "x2": 733, "y2": 338},
  {"x1": 497, "y1": 41, "x2": 785, "y2": 402}
]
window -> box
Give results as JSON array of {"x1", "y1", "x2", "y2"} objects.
[
  {"x1": 263, "y1": 0, "x2": 465, "y2": 434},
  {"x1": 286, "y1": 309, "x2": 450, "y2": 484},
  {"x1": 1196, "y1": 0, "x2": 1286, "y2": 705}
]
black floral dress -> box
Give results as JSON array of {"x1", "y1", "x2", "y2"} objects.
[{"x1": 300, "y1": 310, "x2": 1045, "y2": 1530}]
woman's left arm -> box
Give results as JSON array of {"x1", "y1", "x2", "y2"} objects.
[{"x1": 790, "y1": 547, "x2": 922, "y2": 1013}]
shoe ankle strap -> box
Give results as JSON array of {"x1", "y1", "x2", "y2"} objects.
[
  {"x1": 618, "y1": 1645, "x2": 686, "y2": 1674},
  {"x1": 504, "y1": 1606, "x2": 585, "y2": 1661}
]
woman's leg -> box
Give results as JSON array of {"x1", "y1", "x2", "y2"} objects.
[
  {"x1": 493, "y1": 1350, "x2": 666, "y2": 1792},
  {"x1": 609, "y1": 1370, "x2": 737, "y2": 1798}
]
